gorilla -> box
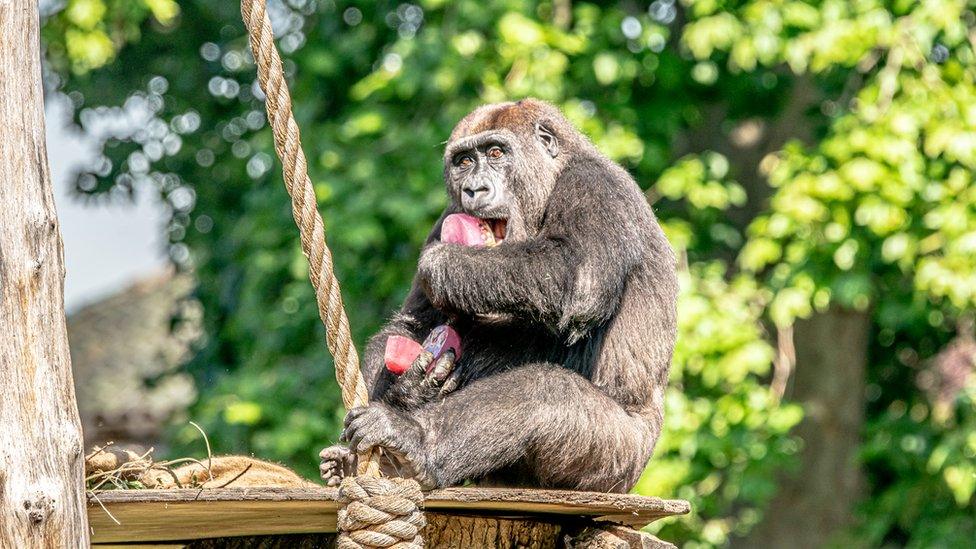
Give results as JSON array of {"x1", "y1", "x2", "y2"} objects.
[{"x1": 320, "y1": 98, "x2": 677, "y2": 493}]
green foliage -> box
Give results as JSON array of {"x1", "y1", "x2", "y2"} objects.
[
  {"x1": 638, "y1": 263, "x2": 801, "y2": 545},
  {"x1": 854, "y1": 389, "x2": 976, "y2": 548},
  {"x1": 655, "y1": 151, "x2": 746, "y2": 256},
  {"x1": 740, "y1": 31, "x2": 976, "y2": 322},
  {"x1": 707, "y1": 0, "x2": 976, "y2": 544},
  {"x1": 43, "y1": 0, "x2": 179, "y2": 73},
  {"x1": 43, "y1": 0, "x2": 976, "y2": 546}
]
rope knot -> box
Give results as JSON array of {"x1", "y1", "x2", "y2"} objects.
[{"x1": 337, "y1": 476, "x2": 426, "y2": 548}]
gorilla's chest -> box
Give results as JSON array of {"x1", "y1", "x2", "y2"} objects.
[{"x1": 453, "y1": 321, "x2": 600, "y2": 381}]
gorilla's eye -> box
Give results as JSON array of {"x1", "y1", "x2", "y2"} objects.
[
  {"x1": 487, "y1": 146, "x2": 504, "y2": 159},
  {"x1": 456, "y1": 155, "x2": 474, "y2": 168}
]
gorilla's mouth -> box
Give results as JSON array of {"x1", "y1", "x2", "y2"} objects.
[
  {"x1": 484, "y1": 218, "x2": 508, "y2": 244},
  {"x1": 441, "y1": 213, "x2": 507, "y2": 247}
]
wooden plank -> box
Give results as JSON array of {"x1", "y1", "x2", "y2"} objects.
[
  {"x1": 89, "y1": 499, "x2": 339, "y2": 543},
  {"x1": 423, "y1": 487, "x2": 689, "y2": 526},
  {"x1": 88, "y1": 487, "x2": 688, "y2": 544}
]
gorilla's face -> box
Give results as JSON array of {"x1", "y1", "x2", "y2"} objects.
[
  {"x1": 443, "y1": 109, "x2": 562, "y2": 244},
  {"x1": 445, "y1": 129, "x2": 517, "y2": 243}
]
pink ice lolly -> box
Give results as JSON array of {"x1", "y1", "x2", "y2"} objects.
[
  {"x1": 383, "y1": 325, "x2": 463, "y2": 376},
  {"x1": 421, "y1": 325, "x2": 462, "y2": 372},
  {"x1": 384, "y1": 335, "x2": 423, "y2": 375},
  {"x1": 441, "y1": 213, "x2": 493, "y2": 247}
]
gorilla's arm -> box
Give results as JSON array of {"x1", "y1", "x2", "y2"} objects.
[
  {"x1": 362, "y1": 214, "x2": 453, "y2": 402},
  {"x1": 322, "y1": 227, "x2": 450, "y2": 483},
  {"x1": 417, "y1": 159, "x2": 645, "y2": 342}
]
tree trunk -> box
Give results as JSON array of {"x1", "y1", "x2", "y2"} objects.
[
  {"x1": 0, "y1": 1, "x2": 91, "y2": 547},
  {"x1": 738, "y1": 308, "x2": 869, "y2": 548},
  {"x1": 677, "y1": 73, "x2": 819, "y2": 230}
]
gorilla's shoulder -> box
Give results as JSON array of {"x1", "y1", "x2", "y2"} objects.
[{"x1": 558, "y1": 154, "x2": 644, "y2": 203}]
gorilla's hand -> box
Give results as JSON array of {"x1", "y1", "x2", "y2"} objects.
[
  {"x1": 383, "y1": 347, "x2": 458, "y2": 410},
  {"x1": 341, "y1": 403, "x2": 433, "y2": 486},
  {"x1": 414, "y1": 349, "x2": 457, "y2": 391},
  {"x1": 427, "y1": 350, "x2": 461, "y2": 400}
]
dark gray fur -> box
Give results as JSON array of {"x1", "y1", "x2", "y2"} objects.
[{"x1": 321, "y1": 99, "x2": 677, "y2": 493}]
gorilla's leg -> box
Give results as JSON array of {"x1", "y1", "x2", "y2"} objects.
[{"x1": 343, "y1": 364, "x2": 661, "y2": 492}]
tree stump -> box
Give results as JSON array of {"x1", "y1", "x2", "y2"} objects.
[
  {"x1": 423, "y1": 514, "x2": 562, "y2": 547},
  {"x1": 564, "y1": 524, "x2": 677, "y2": 548},
  {"x1": 181, "y1": 517, "x2": 674, "y2": 548}
]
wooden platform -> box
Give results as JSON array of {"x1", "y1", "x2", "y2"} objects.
[{"x1": 87, "y1": 487, "x2": 689, "y2": 545}]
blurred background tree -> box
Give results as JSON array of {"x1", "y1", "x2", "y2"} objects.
[{"x1": 41, "y1": 0, "x2": 976, "y2": 547}]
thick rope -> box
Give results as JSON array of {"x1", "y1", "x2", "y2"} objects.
[
  {"x1": 240, "y1": 2, "x2": 426, "y2": 546},
  {"x1": 239, "y1": 0, "x2": 378, "y2": 477},
  {"x1": 338, "y1": 477, "x2": 426, "y2": 548}
]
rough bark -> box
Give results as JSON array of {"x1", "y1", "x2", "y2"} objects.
[
  {"x1": 739, "y1": 308, "x2": 870, "y2": 548},
  {"x1": 424, "y1": 514, "x2": 562, "y2": 548},
  {"x1": 564, "y1": 524, "x2": 676, "y2": 548},
  {"x1": 168, "y1": 518, "x2": 571, "y2": 549},
  {"x1": 152, "y1": 518, "x2": 671, "y2": 549},
  {"x1": 0, "y1": 1, "x2": 90, "y2": 547}
]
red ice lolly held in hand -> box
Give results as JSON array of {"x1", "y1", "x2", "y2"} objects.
[
  {"x1": 383, "y1": 335, "x2": 423, "y2": 375},
  {"x1": 383, "y1": 325, "x2": 462, "y2": 375}
]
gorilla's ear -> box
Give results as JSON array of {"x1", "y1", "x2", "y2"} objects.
[{"x1": 535, "y1": 122, "x2": 559, "y2": 158}]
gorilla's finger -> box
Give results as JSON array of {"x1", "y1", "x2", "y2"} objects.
[
  {"x1": 319, "y1": 445, "x2": 348, "y2": 459},
  {"x1": 408, "y1": 350, "x2": 435, "y2": 375},
  {"x1": 438, "y1": 371, "x2": 461, "y2": 397},
  {"x1": 340, "y1": 424, "x2": 361, "y2": 444},
  {"x1": 343, "y1": 411, "x2": 374, "y2": 448},
  {"x1": 343, "y1": 407, "x2": 368, "y2": 428},
  {"x1": 348, "y1": 430, "x2": 372, "y2": 454},
  {"x1": 426, "y1": 350, "x2": 456, "y2": 384}
]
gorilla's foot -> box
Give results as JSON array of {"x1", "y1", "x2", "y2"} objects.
[{"x1": 319, "y1": 444, "x2": 355, "y2": 487}]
